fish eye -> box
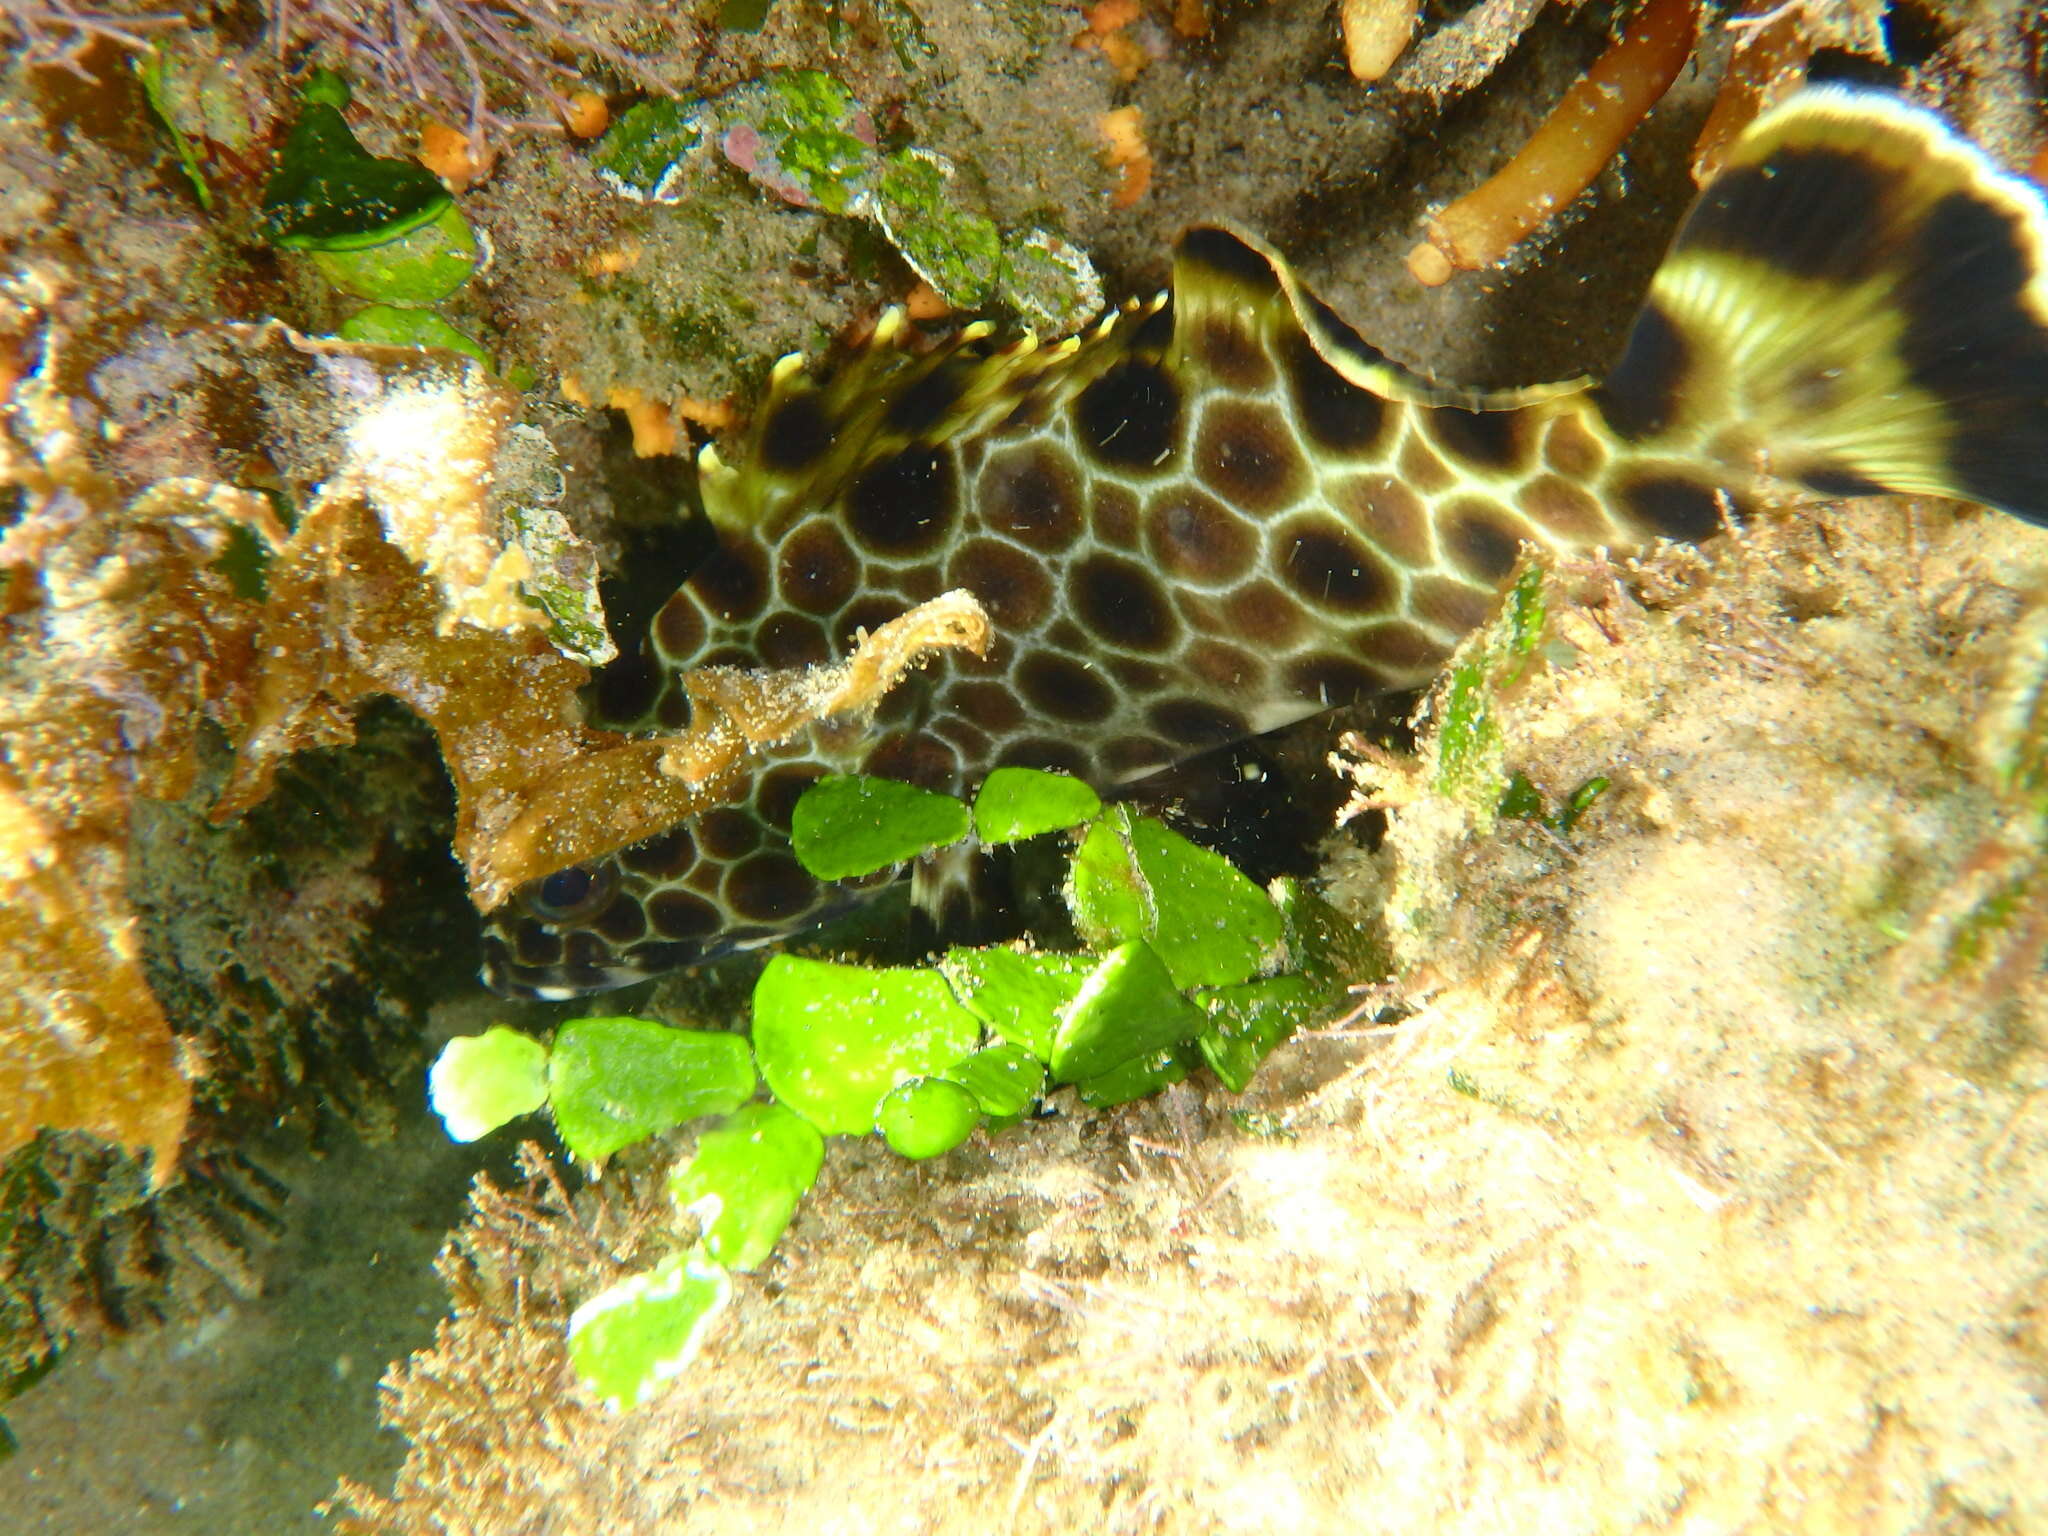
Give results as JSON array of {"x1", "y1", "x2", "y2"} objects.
[{"x1": 522, "y1": 861, "x2": 618, "y2": 923}]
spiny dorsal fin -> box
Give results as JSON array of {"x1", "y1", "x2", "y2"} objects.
[
  {"x1": 1598, "y1": 87, "x2": 2048, "y2": 522},
  {"x1": 701, "y1": 298, "x2": 1157, "y2": 537}
]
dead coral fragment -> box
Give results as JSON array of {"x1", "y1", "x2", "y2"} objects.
[
  {"x1": 206, "y1": 337, "x2": 987, "y2": 912},
  {"x1": 0, "y1": 288, "x2": 283, "y2": 1182},
  {"x1": 1407, "y1": 0, "x2": 1699, "y2": 284},
  {"x1": 476, "y1": 589, "x2": 991, "y2": 912}
]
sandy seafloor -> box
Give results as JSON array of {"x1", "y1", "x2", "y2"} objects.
[{"x1": 1, "y1": 1067, "x2": 508, "y2": 1534}]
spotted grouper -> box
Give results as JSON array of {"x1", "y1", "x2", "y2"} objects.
[{"x1": 483, "y1": 89, "x2": 2048, "y2": 998}]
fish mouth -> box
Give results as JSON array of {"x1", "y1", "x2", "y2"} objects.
[{"x1": 478, "y1": 935, "x2": 688, "y2": 1000}]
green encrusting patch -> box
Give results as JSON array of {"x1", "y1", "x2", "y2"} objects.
[{"x1": 592, "y1": 97, "x2": 707, "y2": 204}]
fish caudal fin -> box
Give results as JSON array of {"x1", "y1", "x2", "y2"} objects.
[{"x1": 1595, "y1": 88, "x2": 2048, "y2": 523}]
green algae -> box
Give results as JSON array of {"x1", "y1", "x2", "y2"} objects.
[
  {"x1": 667, "y1": 1103, "x2": 823, "y2": 1271},
  {"x1": 789, "y1": 774, "x2": 970, "y2": 880},
  {"x1": 336, "y1": 304, "x2": 490, "y2": 366},
  {"x1": 973, "y1": 766, "x2": 1102, "y2": 846},
  {"x1": 567, "y1": 1251, "x2": 731, "y2": 1412},
  {"x1": 591, "y1": 97, "x2": 707, "y2": 204},
  {"x1": 751, "y1": 957, "x2": 981, "y2": 1135},
  {"x1": 427, "y1": 1026, "x2": 548, "y2": 1143},
  {"x1": 261, "y1": 72, "x2": 451, "y2": 252},
  {"x1": 875, "y1": 1076, "x2": 983, "y2": 1159},
  {"x1": 547, "y1": 1018, "x2": 755, "y2": 1161},
  {"x1": 1067, "y1": 808, "x2": 1283, "y2": 990},
  {"x1": 1049, "y1": 940, "x2": 1207, "y2": 1085},
  {"x1": 937, "y1": 947, "x2": 1092, "y2": 1061}
]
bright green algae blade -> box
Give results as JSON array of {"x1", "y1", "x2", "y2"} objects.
[
  {"x1": 1049, "y1": 939, "x2": 1207, "y2": 1085},
  {"x1": 790, "y1": 774, "x2": 970, "y2": 880},
  {"x1": 937, "y1": 946, "x2": 1091, "y2": 1061},
  {"x1": 752, "y1": 955, "x2": 981, "y2": 1134},
  {"x1": 336, "y1": 304, "x2": 490, "y2": 365},
  {"x1": 309, "y1": 199, "x2": 480, "y2": 304},
  {"x1": 1075, "y1": 1045, "x2": 1189, "y2": 1108},
  {"x1": 1066, "y1": 808, "x2": 1283, "y2": 990},
  {"x1": 547, "y1": 1016, "x2": 755, "y2": 1161},
  {"x1": 972, "y1": 767, "x2": 1101, "y2": 846},
  {"x1": 668, "y1": 1103, "x2": 823, "y2": 1271},
  {"x1": 428, "y1": 1025, "x2": 548, "y2": 1141},
  {"x1": 875, "y1": 1076, "x2": 982, "y2": 1159},
  {"x1": 260, "y1": 71, "x2": 452, "y2": 251},
  {"x1": 1194, "y1": 973, "x2": 1318, "y2": 1093},
  {"x1": 568, "y1": 1248, "x2": 731, "y2": 1410},
  {"x1": 942, "y1": 1042, "x2": 1044, "y2": 1120}
]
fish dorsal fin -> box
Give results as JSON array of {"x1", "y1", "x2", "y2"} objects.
[
  {"x1": 1169, "y1": 223, "x2": 1590, "y2": 415},
  {"x1": 700, "y1": 300, "x2": 1157, "y2": 538},
  {"x1": 1598, "y1": 86, "x2": 2048, "y2": 522}
]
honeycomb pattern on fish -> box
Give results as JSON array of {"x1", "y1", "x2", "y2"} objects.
[{"x1": 485, "y1": 89, "x2": 2048, "y2": 997}]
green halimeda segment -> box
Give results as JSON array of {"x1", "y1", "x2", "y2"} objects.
[
  {"x1": 1194, "y1": 972, "x2": 1317, "y2": 1094},
  {"x1": 942, "y1": 1042, "x2": 1045, "y2": 1121},
  {"x1": 261, "y1": 71, "x2": 453, "y2": 252},
  {"x1": 789, "y1": 774, "x2": 970, "y2": 880},
  {"x1": 428, "y1": 1025, "x2": 549, "y2": 1142},
  {"x1": 936, "y1": 946, "x2": 1092, "y2": 1061},
  {"x1": 592, "y1": 97, "x2": 707, "y2": 204},
  {"x1": 972, "y1": 766, "x2": 1101, "y2": 846},
  {"x1": 875, "y1": 1076, "x2": 983, "y2": 1160},
  {"x1": 752, "y1": 956, "x2": 981, "y2": 1135},
  {"x1": 567, "y1": 1249, "x2": 732, "y2": 1411},
  {"x1": 310, "y1": 200, "x2": 481, "y2": 305},
  {"x1": 668, "y1": 1103, "x2": 823, "y2": 1271},
  {"x1": 336, "y1": 304, "x2": 491, "y2": 367},
  {"x1": 1076, "y1": 1045, "x2": 1189, "y2": 1109},
  {"x1": 547, "y1": 1016, "x2": 756, "y2": 1161},
  {"x1": 1066, "y1": 808, "x2": 1283, "y2": 990},
  {"x1": 1049, "y1": 939, "x2": 1208, "y2": 1085}
]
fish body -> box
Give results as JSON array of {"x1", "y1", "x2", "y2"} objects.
[{"x1": 484, "y1": 89, "x2": 2048, "y2": 999}]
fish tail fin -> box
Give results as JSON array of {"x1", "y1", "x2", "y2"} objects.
[{"x1": 1595, "y1": 87, "x2": 2048, "y2": 523}]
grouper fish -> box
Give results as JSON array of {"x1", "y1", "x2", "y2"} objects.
[{"x1": 482, "y1": 89, "x2": 2048, "y2": 999}]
